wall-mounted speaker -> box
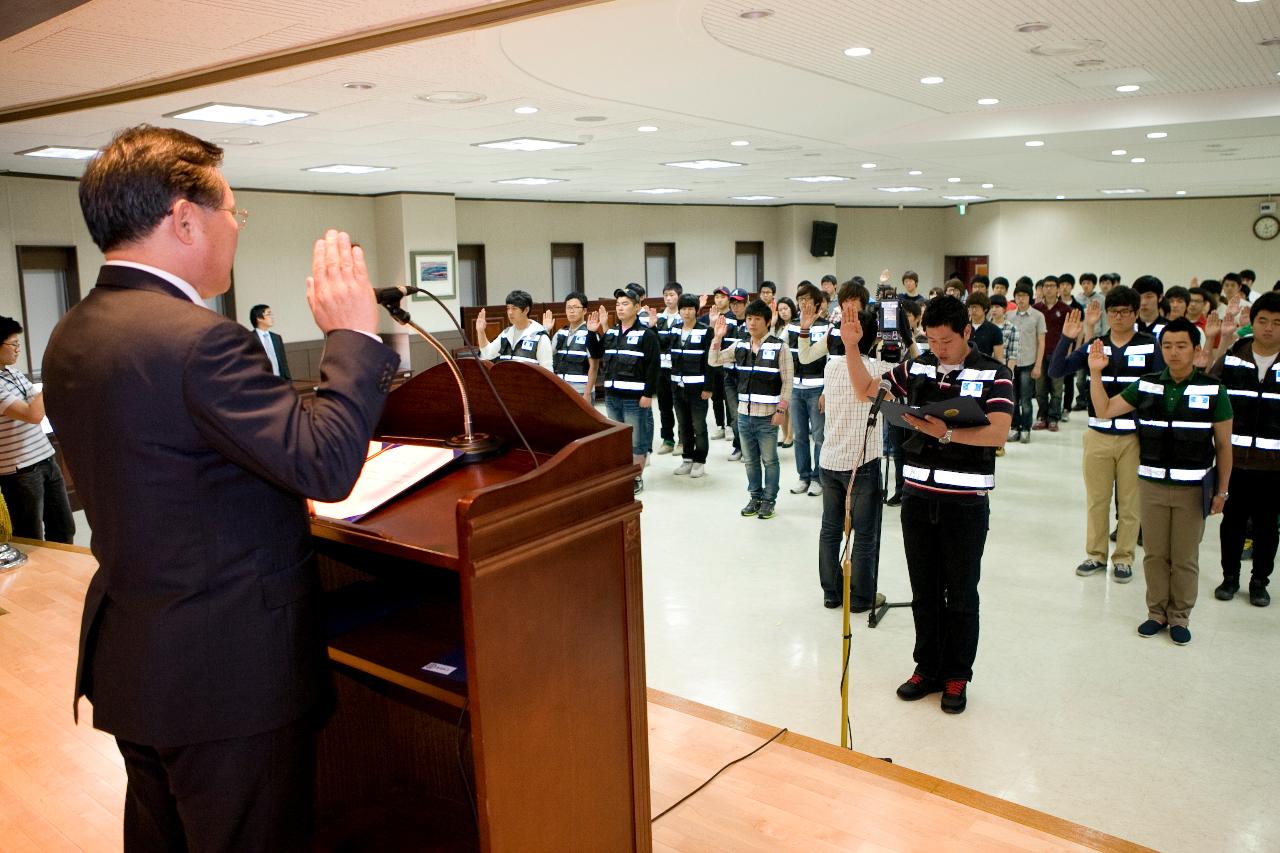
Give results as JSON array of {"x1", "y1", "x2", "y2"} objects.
[{"x1": 810, "y1": 220, "x2": 837, "y2": 257}]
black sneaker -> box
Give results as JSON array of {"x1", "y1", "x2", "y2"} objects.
[
  {"x1": 1076, "y1": 558, "x2": 1106, "y2": 577},
  {"x1": 941, "y1": 680, "x2": 967, "y2": 714},
  {"x1": 740, "y1": 499, "x2": 762, "y2": 517},
  {"x1": 885, "y1": 493, "x2": 903, "y2": 507},
  {"x1": 1250, "y1": 582, "x2": 1270, "y2": 607},
  {"x1": 1137, "y1": 619, "x2": 1166, "y2": 638},
  {"x1": 1169, "y1": 625, "x2": 1192, "y2": 645},
  {"x1": 896, "y1": 673, "x2": 942, "y2": 701},
  {"x1": 823, "y1": 591, "x2": 841, "y2": 609},
  {"x1": 1110, "y1": 528, "x2": 1118, "y2": 543},
  {"x1": 756, "y1": 500, "x2": 777, "y2": 520},
  {"x1": 633, "y1": 476, "x2": 644, "y2": 495},
  {"x1": 1215, "y1": 578, "x2": 1240, "y2": 600}
]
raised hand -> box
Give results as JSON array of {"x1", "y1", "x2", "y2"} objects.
[
  {"x1": 708, "y1": 305, "x2": 721, "y2": 324},
  {"x1": 844, "y1": 311, "x2": 864, "y2": 348},
  {"x1": 1190, "y1": 276, "x2": 1199, "y2": 288},
  {"x1": 596, "y1": 305, "x2": 610, "y2": 329},
  {"x1": 713, "y1": 314, "x2": 728, "y2": 340},
  {"x1": 879, "y1": 268, "x2": 891, "y2": 283},
  {"x1": 1085, "y1": 299, "x2": 1102, "y2": 331},
  {"x1": 1205, "y1": 312, "x2": 1222, "y2": 341},
  {"x1": 587, "y1": 309, "x2": 601, "y2": 333},
  {"x1": 1087, "y1": 338, "x2": 1108, "y2": 373},
  {"x1": 698, "y1": 293, "x2": 708, "y2": 309},
  {"x1": 799, "y1": 299, "x2": 816, "y2": 328},
  {"x1": 542, "y1": 309, "x2": 555, "y2": 331},
  {"x1": 306, "y1": 229, "x2": 379, "y2": 335},
  {"x1": 1062, "y1": 308, "x2": 1083, "y2": 342},
  {"x1": 474, "y1": 307, "x2": 487, "y2": 337}
]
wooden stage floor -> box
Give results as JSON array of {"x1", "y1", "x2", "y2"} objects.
[{"x1": 0, "y1": 542, "x2": 1150, "y2": 852}]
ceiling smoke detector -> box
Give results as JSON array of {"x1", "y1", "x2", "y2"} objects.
[{"x1": 1015, "y1": 22, "x2": 1052, "y2": 33}]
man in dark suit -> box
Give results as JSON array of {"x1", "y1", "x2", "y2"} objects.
[
  {"x1": 43, "y1": 126, "x2": 401, "y2": 852},
  {"x1": 249, "y1": 303, "x2": 291, "y2": 379}
]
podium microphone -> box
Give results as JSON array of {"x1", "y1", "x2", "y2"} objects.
[
  {"x1": 868, "y1": 378, "x2": 892, "y2": 423},
  {"x1": 374, "y1": 285, "x2": 423, "y2": 305}
]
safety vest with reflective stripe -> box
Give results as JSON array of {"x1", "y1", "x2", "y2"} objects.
[
  {"x1": 1086, "y1": 332, "x2": 1157, "y2": 435},
  {"x1": 670, "y1": 322, "x2": 712, "y2": 388},
  {"x1": 1133, "y1": 371, "x2": 1221, "y2": 484},
  {"x1": 732, "y1": 334, "x2": 786, "y2": 405},
  {"x1": 898, "y1": 348, "x2": 1009, "y2": 497},
  {"x1": 498, "y1": 327, "x2": 548, "y2": 365},
  {"x1": 551, "y1": 324, "x2": 594, "y2": 385},
  {"x1": 601, "y1": 324, "x2": 657, "y2": 394},
  {"x1": 825, "y1": 322, "x2": 845, "y2": 357},
  {"x1": 1216, "y1": 340, "x2": 1280, "y2": 463},
  {"x1": 654, "y1": 312, "x2": 682, "y2": 370},
  {"x1": 788, "y1": 319, "x2": 830, "y2": 387}
]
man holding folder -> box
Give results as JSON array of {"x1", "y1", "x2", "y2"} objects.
[{"x1": 844, "y1": 296, "x2": 1013, "y2": 715}]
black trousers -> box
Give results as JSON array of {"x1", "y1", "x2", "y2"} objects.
[
  {"x1": 1220, "y1": 467, "x2": 1279, "y2": 585},
  {"x1": 116, "y1": 715, "x2": 317, "y2": 853},
  {"x1": 710, "y1": 368, "x2": 727, "y2": 427},
  {"x1": 901, "y1": 492, "x2": 989, "y2": 682},
  {"x1": 657, "y1": 368, "x2": 675, "y2": 443},
  {"x1": 0, "y1": 456, "x2": 75, "y2": 543},
  {"x1": 673, "y1": 385, "x2": 709, "y2": 463}
]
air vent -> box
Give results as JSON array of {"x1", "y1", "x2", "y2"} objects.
[{"x1": 1031, "y1": 39, "x2": 1106, "y2": 56}]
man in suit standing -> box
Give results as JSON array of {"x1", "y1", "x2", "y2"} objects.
[
  {"x1": 249, "y1": 303, "x2": 291, "y2": 379},
  {"x1": 42, "y1": 125, "x2": 401, "y2": 852}
]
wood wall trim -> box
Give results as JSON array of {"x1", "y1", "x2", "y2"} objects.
[
  {"x1": 646, "y1": 688, "x2": 1156, "y2": 853},
  {"x1": 0, "y1": 0, "x2": 613, "y2": 124}
]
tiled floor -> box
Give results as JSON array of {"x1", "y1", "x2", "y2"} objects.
[{"x1": 638, "y1": 412, "x2": 1279, "y2": 853}]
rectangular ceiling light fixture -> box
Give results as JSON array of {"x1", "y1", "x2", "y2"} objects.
[
  {"x1": 942, "y1": 195, "x2": 987, "y2": 201},
  {"x1": 876, "y1": 186, "x2": 927, "y2": 193},
  {"x1": 730, "y1": 195, "x2": 778, "y2": 200},
  {"x1": 788, "y1": 175, "x2": 850, "y2": 183},
  {"x1": 166, "y1": 103, "x2": 312, "y2": 126},
  {"x1": 304, "y1": 164, "x2": 392, "y2": 174},
  {"x1": 631, "y1": 188, "x2": 687, "y2": 194},
  {"x1": 1099, "y1": 187, "x2": 1147, "y2": 194},
  {"x1": 17, "y1": 145, "x2": 99, "y2": 159},
  {"x1": 474, "y1": 138, "x2": 580, "y2": 151},
  {"x1": 663, "y1": 159, "x2": 743, "y2": 170},
  {"x1": 493, "y1": 177, "x2": 565, "y2": 185}
]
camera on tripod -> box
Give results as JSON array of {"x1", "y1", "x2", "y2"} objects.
[{"x1": 874, "y1": 285, "x2": 904, "y2": 364}]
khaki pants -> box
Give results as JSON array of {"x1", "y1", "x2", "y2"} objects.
[
  {"x1": 1138, "y1": 480, "x2": 1205, "y2": 627},
  {"x1": 1082, "y1": 430, "x2": 1141, "y2": 565}
]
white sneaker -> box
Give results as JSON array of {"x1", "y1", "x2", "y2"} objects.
[
  {"x1": 790, "y1": 480, "x2": 809, "y2": 494},
  {"x1": 673, "y1": 461, "x2": 693, "y2": 475},
  {"x1": 728, "y1": 449, "x2": 742, "y2": 462},
  {"x1": 711, "y1": 427, "x2": 726, "y2": 440},
  {"x1": 690, "y1": 463, "x2": 706, "y2": 478},
  {"x1": 808, "y1": 480, "x2": 823, "y2": 497},
  {"x1": 673, "y1": 443, "x2": 683, "y2": 455},
  {"x1": 657, "y1": 442, "x2": 674, "y2": 455}
]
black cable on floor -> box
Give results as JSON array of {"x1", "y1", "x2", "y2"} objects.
[{"x1": 650, "y1": 726, "x2": 788, "y2": 823}]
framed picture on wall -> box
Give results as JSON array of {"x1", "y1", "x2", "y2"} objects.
[{"x1": 408, "y1": 250, "x2": 456, "y2": 300}]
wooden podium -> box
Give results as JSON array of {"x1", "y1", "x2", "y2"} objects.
[{"x1": 309, "y1": 359, "x2": 651, "y2": 852}]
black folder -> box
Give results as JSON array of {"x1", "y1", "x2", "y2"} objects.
[{"x1": 880, "y1": 395, "x2": 990, "y2": 430}]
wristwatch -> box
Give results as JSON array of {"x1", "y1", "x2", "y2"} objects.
[
  {"x1": 1216, "y1": 492, "x2": 1229, "y2": 499},
  {"x1": 939, "y1": 428, "x2": 954, "y2": 445}
]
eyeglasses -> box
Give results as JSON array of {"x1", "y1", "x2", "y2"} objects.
[
  {"x1": 1, "y1": 340, "x2": 19, "y2": 349},
  {"x1": 1106, "y1": 308, "x2": 1135, "y2": 317},
  {"x1": 215, "y1": 207, "x2": 249, "y2": 228}
]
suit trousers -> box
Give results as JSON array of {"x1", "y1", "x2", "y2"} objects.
[
  {"x1": 1081, "y1": 430, "x2": 1140, "y2": 565},
  {"x1": 117, "y1": 715, "x2": 317, "y2": 853},
  {"x1": 1139, "y1": 480, "x2": 1205, "y2": 627}
]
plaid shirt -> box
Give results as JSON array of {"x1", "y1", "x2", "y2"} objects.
[
  {"x1": 998, "y1": 318, "x2": 1018, "y2": 366},
  {"x1": 819, "y1": 354, "x2": 890, "y2": 470}
]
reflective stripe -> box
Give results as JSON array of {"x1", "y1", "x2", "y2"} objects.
[
  {"x1": 1170, "y1": 467, "x2": 1210, "y2": 482},
  {"x1": 1257, "y1": 437, "x2": 1280, "y2": 450},
  {"x1": 1116, "y1": 418, "x2": 1136, "y2": 430},
  {"x1": 744, "y1": 393, "x2": 782, "y2": 404},
  {"x1": 1088, "y1": 416, "x2": 1138, "y2": 430},
  {"x1": 511, "y1": 355, "x2": 541, "y2": 365},
  {"x1": 606, "y1": 379, "x2": 646, "y2": 391},
  {"x1": 1170, "y1": 420, "x2": 1212, "y2": 430},
  {"x1": 903, "y1": 465, "x2": 994, "y2": 489},
  {"x1": 1185, "y1": 384, "x2": 1219, "y2": 396},
  {"x1": 1263, "y1": 392, "x2": 1280, "y2": 401},
  {"x1": 1224, "y1": 355, "x2": 1252, "y2": 368},
  {"x1": 1126, "y1": 343, "x2": 1155, "y2": 354},
  {"x1": 1227, "y1": 389, "x2": 1259, "y2": 398},
  {"x1": 560, "y1": 373, "x2": 590, "y2": 383},
  {"x1": 1138, "y1": 465, "x2": 1166, "y2": 478},
  {"x1": 1138, "y1": 419, "x2": 1166, "y2": 428},
  {"x1": 957, "y1": 368, "x2": 996, "y2": 381},
  {"x1": 611, "y1": 350, "x2": 643, "y2": 358},
  {"x1": 793, "y1": 376, "x2": 825, "y2": 388},
  {"x1": 675, "y1": 375, "x2": 706, "y2": 384},
  {"x1": 1102, "y1": 374, "x2": 1143, "y2": 382},
  {"x1": 1232, "y1": 434, "x2": 1254, "y2": 448},
  {"x1": 909, "y1": 362, "x2": 937, "y2": 378},
  {"x1": 1137, "y1": 380, "x2": 1164, "y2": 395},
  {"x1": 660, "y1": 354, "x2": 672, "y2": 368}
]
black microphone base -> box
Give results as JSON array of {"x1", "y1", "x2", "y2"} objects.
[{"x1": 446, "y1": 432, "x2": 508, "y2": 464}]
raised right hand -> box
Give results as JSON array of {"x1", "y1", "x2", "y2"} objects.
[
  {"x1": 474, "y1": 308, "x2": 487, "y2": 337},
  {"x1": 1062, "y1": 309, "x2": 1083, "y2": 342},
  {"x1": 713, "y1": 315, "x2": 728, "y2": 339},
  {"x1": 1087, "y1": 338, "x2": 1108, "y2": 372},
  {"x1": 844, "y1": 311, "x2": 864, "y2": 348},
  {"x1": 306, "y1": 229, "x2": 379, "y2": 335}
]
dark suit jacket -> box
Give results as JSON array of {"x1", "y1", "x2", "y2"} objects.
[
  {"x1": 259, "y1": 329, "x2": 292, "y2": 380},
  {"x1": 43, "y1": 265, "x2": 401, "y2": 747}
]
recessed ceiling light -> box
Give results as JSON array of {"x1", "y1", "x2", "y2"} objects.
[
  {"x1": 908, "y1": 169, "x2": 923, "y2": 176},
  {"x1": 417, "y1": 91, "x2": 485, "y2": 104},
  {"x1": 631, "y1": 188, "x2": 687, "y2": 194},
  {"x1": 861, "y1": 162, "x2": 877, "y2": 169},
  {"x1": 665, "y1": 159, "x2": 743, "y2": 170},
  {"x1": 305, "y1": 164, "x2": 392, "y2": 174},
  {"x1": 1056, "y1": 195, "x2": 1066, "y2": 200},
  {"x1": 788, "y1": 175, "x2": 850, "y2": 182},
  {"x1": 843, "y1": 47, "x2": 873, "y2": 57},
  {"x1": 730, "y1": 140, "x2": 751, "y2": 147},
  {"x1": 1146, "y1": 131, "x2": 1168, "y2": 139},
  {"x1": 16, "y1": 145, "x2": 99, "y2": 159},
  {"x1": 1236, "y1": 0, "x2": 1262, "y2": 4},
  {"x1": 166, "y1": 103, "x2": 311, "y2": 126},
  {"x1": 977, "y1": 98, "x2": 1000, "y2": 106},
  {"x1": 342, "y1": 82, "x2": 375, "y2": 90},
  {"x1": 493, "y1": 177, "x2": 565, "y2": 185},
  {"x1": 731, "y1": 195, "x2": 779, "y2": 200},
  {"x1": 513, "y1": 106, "x2": 540, "y2": 115},
  {"x1": 1015, "y1": 21, "x2": 1051, "y2": 33},
  {"x1": 1111, "y1": 149, "x2": 1128, "y2": 155},
  {"x1": 981, "y1": 183, "x2": 995, "y2": 189},
  {"x1": 1025, "y1": 140, "x2": 1046, "y2": 147},
  {"x1": 943, "y1": 195, "x2": 987, "y2": 201},
  {"x1": 474, "y1": 137, "x2": 580, "y2": 151},
  {"x1": 1175, "y1": 190, "x2": 1187, "y2": 195},
  {"x1": 1130, "y1": 157, "x2": 1146, "y2": 163},
  {"x1": 574, "y1": 115, "x2": 608, "y2": 122},
  {"x1": 739, "y1": 9, "x2": 773, "y2": 19},
  {"x1": 1100, "y1": 188, "x2": 1147, "y2": 194},
  {"x1": 1116, "y1": 84, "x2": 1141, "y2": 93},
  {"x1": 636, "y1": 125, "x2": 659, "y2": 133},
  {"x1": 947, "y1": 177, "x2": 962, "y2": 183},
  {"x1": 920, "y1": 76, "x2": 945, "y2": 85},
  {"x1": 876, "y1": 186, "x2": 927, "y2": 193}
]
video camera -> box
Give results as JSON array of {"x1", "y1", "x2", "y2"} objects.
[{"x1": 874, "y1": 285, "x2": 904, "y2": 364}]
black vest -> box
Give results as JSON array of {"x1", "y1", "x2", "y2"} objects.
[
  {"x1": 788, "y1": 318, "x2": 831, "y2": 387},
  {"x1": 497, "y1": 328, "x2": 546, "y2": 365},
  {"x1": 1133, "y1": 370, "x2": 1220, "y2": 484},
  {"x1": 670, "y1": 321, "x2": 712, "y2": 388},
  {"x1": 732, "y1": 334, "x2": 786, "y2": 405},
  {"x1": 1086, "y1": 332, "x2": 1157, "y2": 435},
  {"x1": 1217, "y1": 339, "x2": 1280, "y2": 464},
  {"x1": 825, "y1": 322, "x2": 846, "y2": 357},
  {"x1": 601, "y1": 324, "x2": 654, "y2": 394},
  {"x1": 899, "y1": 349, "x2": 1008, "y2": 497},
  {"x1": 551, "y1": 324, "x2": 593, "y2": 385},
  {"x1": 654, "y1": 312, "x2": 681, "y2": 371}
]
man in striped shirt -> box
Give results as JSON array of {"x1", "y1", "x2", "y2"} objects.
[{"x1": 0, "y1": 316, "x2": 74, "y2": 543}]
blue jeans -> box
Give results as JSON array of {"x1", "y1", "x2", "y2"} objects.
[
  {"x1": 737, "y1": 413, "x2": 780, "y2": 501},
  {"x1": 606, "y1": 395, "x2": 653, "y2": 457},
  {"x1": 1014, "y1": 365, "x2": 1036, "y2": 431},
  {"x1": 818, "y1": 461, "x2": 883, "y2": 606},
  {"x1": 791, "y1": 386, "x2": 825, "y2": 482}
]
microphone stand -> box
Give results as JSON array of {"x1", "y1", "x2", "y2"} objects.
[{"x1": 379, "y1": 299, "x2": 506, "y2": 463}]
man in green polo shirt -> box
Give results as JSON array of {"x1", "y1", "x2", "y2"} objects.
[{"x1": 1088, "y1": 317, "x2": 1233, "y2": 646}]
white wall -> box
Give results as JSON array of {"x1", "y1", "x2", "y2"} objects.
[{"x1": 839, "y1": 206, "x2": 950, "y2": 289}]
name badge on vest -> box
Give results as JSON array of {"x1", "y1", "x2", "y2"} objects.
[
  {"x1": 763, "y1": 348, "x2": 777, "y2": 361},
  {"x1": 961, "y1": 380, "x2": 983, "y2": 398},
  {"x1": 627, "y1": 332, "x2": 643, "y2": 344},
  {"x1": 1188, "y1": 394, "x2": 1210, "y2": 410},
  {"x1": 1127, "y1": 353, "x2": 1146, "y2": 367},
  {"x1": 520, "y1": 338, "x2": 536, "y2": 350},
  {"x1": 574, "y1": 331, "x2": 587, "y2": 343}
]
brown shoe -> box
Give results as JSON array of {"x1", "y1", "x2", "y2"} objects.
[{"x1": 1047, "y1": 422, "x2": 1060, "y2": 432}]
